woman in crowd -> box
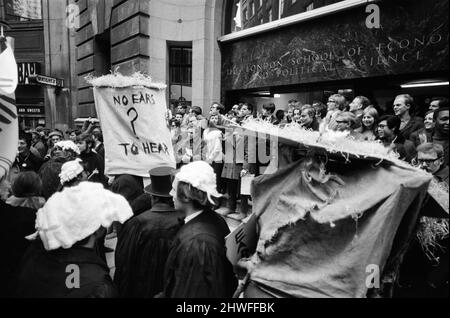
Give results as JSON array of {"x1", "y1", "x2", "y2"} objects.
[
  {"x1": 181, "y1": 115, "x2": 204, "y2": 164},
  {"x1": 286, "y1": 106, "x2": 294, "y2": 123},
  {"x1": 333, "y1": 112, "x2": 356, "y2": 135},
  {"x1": 355, "y1": 106, "x2": 379, "y2": 141},
  {"x1": 6, "y1": 171, "x2": 45, "y2": 210},
  {"x1": 409, "y1": 110, "x2": 435, "y2": 147},
  {"x1": 292, "y1": 106, "x2": 302, "y2": 124},
  {"x1": 203, "y1": 114, "x2": 224, "y2": 193}
]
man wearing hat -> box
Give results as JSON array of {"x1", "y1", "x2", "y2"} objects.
[
  {"x1": 45, "y1": 130, "x2": 64, "y2": 160},
  {"x1": 114, "y1": 166, "x2": 185, "y2": 298}
]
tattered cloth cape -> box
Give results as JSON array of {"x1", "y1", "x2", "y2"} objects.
[
  {"x1": 239, "y1": 122, "x2": 432, "y2": 298},
  {"x1": 247, "y1": 155, "x2": 431, "y2": 298}
]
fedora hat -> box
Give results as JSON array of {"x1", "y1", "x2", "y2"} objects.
[{"x1": 144, "y1": 166, "x2": 175, "y2": 197}]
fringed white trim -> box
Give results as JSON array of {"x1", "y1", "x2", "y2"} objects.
[
  {"x1": 240, "y1": 118, "x2": 418, "y2": 167},
  {"x1": 85, "y1": 71, "x2": 167, "y2": 90},
  {"x1": 417, "y1": 216, "x2": 449, "y2": 262}
]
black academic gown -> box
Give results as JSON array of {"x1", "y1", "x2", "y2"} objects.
[
  {"x1": 162, "y1": 209, "x2": 237, "y2": 298},
  {"x1": 0, "y1": 201, "x2": 36, "y2": 297},
  {"x1": 13, "y1": 240, "x2": 116, "y2": 298},
  {"x1": 114, "y1": 203, "x2": 185, "y2": 298}
]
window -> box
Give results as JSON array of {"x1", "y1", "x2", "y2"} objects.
[
  {"x1": 268, "y1": 8, "x2": 273, "y2": 22},
  {"x1": 259, "y1": 17, "x2": 264, "y2": 25},
  {"x1": 243, "y1": 8, "x2": 248, "y2": 21},
  {"x1": 250, "y1": 1, "x2": 255, "y2": 17},
  {"x1": 3, "y1": 0, "x2": 42, "y2": 21},
  {"x1": 169, "y1": 46, "x2": 192, "y2": 107},
  {"x1": 306, "y1": 2, "x2": 314, "y2": 11}
]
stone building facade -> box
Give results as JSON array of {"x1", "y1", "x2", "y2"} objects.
[{"x1": 73, "y1": 0, "x2": 224, "y2": 121}]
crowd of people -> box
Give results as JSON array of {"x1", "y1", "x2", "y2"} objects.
[
  {"x1": 0, "y1": 92, "x2": 448, "y2": 298},
  {"x1": 167, "y1": 94, "x2": 449, "y2": 218}
]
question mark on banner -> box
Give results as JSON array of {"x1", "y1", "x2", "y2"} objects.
[{"x1": 127, "y1": 107, "x2": 139, "y2": 139}]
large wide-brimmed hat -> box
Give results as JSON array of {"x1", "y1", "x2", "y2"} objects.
[{"x1": 144, "y1": 166, "x2": 175, "y2": 197}]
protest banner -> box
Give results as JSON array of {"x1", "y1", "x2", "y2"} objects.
[
  {"x1": 225, "y1": 213, "x2": 258, "y2": 266},
  {"x1": 0, "y1": 36, "x2": 18, "y2": 180},
  {"x1": 91, "y1": 75, "x2": 175, "y2": 177}
]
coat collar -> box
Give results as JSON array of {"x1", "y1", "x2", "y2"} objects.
[{"x1": 151, "y1": 202, "x2": 176, "y2": 213}]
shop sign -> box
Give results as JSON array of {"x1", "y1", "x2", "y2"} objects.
[
  {"x1": 17, "y1": 62, "x2": 39, "y2": 85},
  {"x1": 34, "y1": 74, "x2": 64, "y2": 88},
  {"x1": 17, "y1": 105, "x2": 45, "y2": 116}
]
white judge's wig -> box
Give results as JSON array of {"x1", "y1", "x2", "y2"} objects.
[
  {"x1": 26, "y1": 182, "x2": 133, "y2": 250},
  {"x1": 174, "y1": 161, "x2": 222, "y2": 206},
  {"x1": 59, "y1": 158, "x2": 84, "y2": 185}
]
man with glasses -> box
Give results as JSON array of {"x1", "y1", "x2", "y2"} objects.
[
  {"x1": 397, "y1": 142, "x2": 449, "y2": 298},
  {"x1": 416, "y1": 143, "x2": 448, "y2": 186},
  {"x1": 377, "y1": 115, "x2": 416, "y2": 162},
  {"x1": 325, "y1": 94, "x2": 346, "y2": 130},
  {"x1": 334, "y1": 111, "x2": 356, "y2": 133}
]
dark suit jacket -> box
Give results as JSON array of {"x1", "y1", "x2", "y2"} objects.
[
  {"x1": 13, "y1": 240, "x2": 116, "y2": 298},
  {"x1": 400, "y1": 116, "x2": 424, "y2": 140},
  {"x1": 0, "y1": 201, "x2": 36, "y2": 297},
  {"x1": 114, "y1": 203, "x2": 184, "y2": 297}
]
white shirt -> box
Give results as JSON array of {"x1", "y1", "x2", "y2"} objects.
[
  {"x1": 184, "y1": 210, "x2": 203, "y2": 224},
  {"x1": 203, "y1": 128, "x2": 223, "y2": 163}
]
